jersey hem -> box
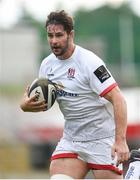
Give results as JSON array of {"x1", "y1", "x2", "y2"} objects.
[
  {"x1": 87, "y1": 163, "x2": 123, "y2": 175},
  {"x1": 51, "y1": 152, "x2": 78, "y2": 161}
]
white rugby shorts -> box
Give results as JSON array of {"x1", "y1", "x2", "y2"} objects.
[{"x1": 51, "y1": 136, "x2": 123, "y2": 175}]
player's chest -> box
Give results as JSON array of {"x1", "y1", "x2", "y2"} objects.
[{"x1": 46, "y1": 63, "x2": 88, "y2": 92}]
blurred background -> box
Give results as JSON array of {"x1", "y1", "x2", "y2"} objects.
[{"x1": 0, "y1": 0, "x2": 140, "y2": 178}]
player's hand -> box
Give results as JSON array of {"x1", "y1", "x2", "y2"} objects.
[
  {"x1": 111, "y1": 138, "x2": 130, "y2": 166},
  {"x1": 20, "y1": 86, "x2": 47, "y2": 112}
]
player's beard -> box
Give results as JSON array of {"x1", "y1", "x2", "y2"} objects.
[{"x1": 51, "y1": 37, "x2": 69, "y2": 58}]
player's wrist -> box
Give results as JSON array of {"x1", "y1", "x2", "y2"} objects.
[{"x1": 115, "y1": 134, "x2": 126, "y2": 142}]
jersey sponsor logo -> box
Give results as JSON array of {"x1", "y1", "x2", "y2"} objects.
[
  {"x1": 53, "y1": 81, "x2": 79, "y2": 97},
  {"x1": 94, "y1": 65, "x2": 111, "y2": 83},
  {"x1": 57, "y1": 89, "x2": 79, "y2": 97},
  {"x1": 67, "y1": 68, "x2": 75, "y2": 79}
]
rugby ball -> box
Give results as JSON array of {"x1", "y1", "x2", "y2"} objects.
[{"x1": 28, "y1": 78, "x2": 57, "y2": 110}]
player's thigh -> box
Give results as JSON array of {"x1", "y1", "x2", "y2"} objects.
[
  {"x1": 92, "y1": 169, "x2": 123, "y2": 179},
  {"x1": 50, "y1": 158, "x2": 89, "y2": 179}
]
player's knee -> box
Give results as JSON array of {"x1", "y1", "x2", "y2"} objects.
[{"x1": 50, "y1": 174, "x2": 74, "y2": 179}]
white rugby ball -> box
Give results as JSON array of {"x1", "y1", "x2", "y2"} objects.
[{"x1": 28, "y1": 78, "x2": 57, "y2": 110}]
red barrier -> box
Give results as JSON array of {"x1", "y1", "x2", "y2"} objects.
[{"x1": 127, "y1": 124, "x2": 140, "y2": 139}]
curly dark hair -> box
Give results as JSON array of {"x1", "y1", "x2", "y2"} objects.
[{"x1": 45, "y1": 10, "x2": 74, "y2": 34}]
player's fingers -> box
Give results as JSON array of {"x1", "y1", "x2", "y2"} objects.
[
  {"x1": 123, "y1": 152, "x2": 129, "y2": 161},
  {"x1": 30, "y1": 103, "x2": 47, "y2": 112},
  {"x1": 111, "y1": 145, "x2": 116, "y2": 159},
  {"x1": 28, "y1": 94, "x2": 39, "y2": 102},
  {"x1": 30, "y1": 100, "x2": 47, "y2": 107},
  {"x1": 22, "y1": 86, "x2": 30, "y2": 98},
  {"x1": 116, "y1": 151, "x2": 129, "y2": 166},
  {"x1": 25, "y1": 85, "x2": 30, "y2": 92},
  {"x1": 121, "y1": 151, "x2": 130, "y2": 162},
  {"x1": 31, "y1": 100, "x2": 47, "y2": 106},
  {"x1": 116, "y1": 153, "x2": 122, "y2": 166}
]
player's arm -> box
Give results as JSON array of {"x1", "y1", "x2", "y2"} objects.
[
  {"x1": 20, "y1": 87, "x2": 47, "y2": 112},
  {"x1": 103, "y1": 86, "x2": 130, "y2": 165}
]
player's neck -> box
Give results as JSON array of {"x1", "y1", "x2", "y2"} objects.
[{"x1": 58, "y1": 43, "x2": 75, "y2": 60}]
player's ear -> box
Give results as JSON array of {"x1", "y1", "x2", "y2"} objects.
[{"x1": 69, "y1": 30, "x2": 74, "y2": 39}]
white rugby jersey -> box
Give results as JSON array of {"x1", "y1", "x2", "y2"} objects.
[{"x1": 39, "y1": 45, "x2": 118, "y2": 141}]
